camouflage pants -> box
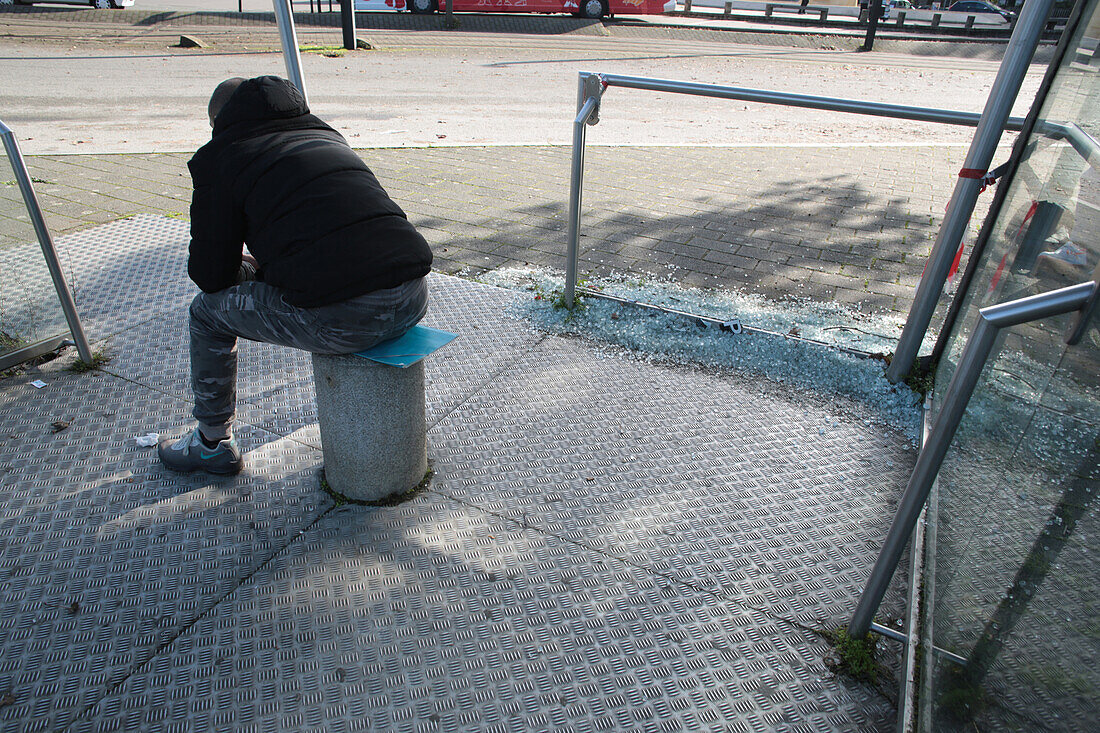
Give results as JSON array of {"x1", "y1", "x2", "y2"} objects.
[{"x1": 189, "y1": 276, "x2": 428, "y2": 440}]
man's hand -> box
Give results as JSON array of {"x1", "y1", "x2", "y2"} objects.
[{"x1": 237, "y1": 252, "x2": 260, "y2": 284}]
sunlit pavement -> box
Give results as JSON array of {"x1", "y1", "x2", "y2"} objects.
[{"x1": 0, "y1": 6, "x2": 975, "y2": 730}]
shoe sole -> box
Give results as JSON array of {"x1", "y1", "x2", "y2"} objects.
[{"x1": 159, "y1": 462, "x2": 243, "y2": 476}]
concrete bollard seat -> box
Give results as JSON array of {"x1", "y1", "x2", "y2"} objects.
[{"x1": 312, "y1": 352, "x2": 428, "y2": 502}]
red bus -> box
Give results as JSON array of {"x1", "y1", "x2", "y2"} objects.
[{"x1": 355, "y1": 0, "x2": 675, "y2": 19}]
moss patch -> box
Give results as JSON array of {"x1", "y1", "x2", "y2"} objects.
[
  {"x1": 320, "y1": 465, "x2": 433, "y2": 507},
  {"x1": 824, "y1": 628, "x2": 879, "y2": 684},
  {"x1": 299, "y1": 45, "x2": 348, "y2": 58},
  {"x1": 900, "y1": 354, "x2": 936, "y2": 397},
  {"x1": 68, "y1": 351, "x2": 111, "y2": 374}
]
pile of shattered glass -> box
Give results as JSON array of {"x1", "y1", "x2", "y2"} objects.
[{"x1": 480, "y1": 267, "x2": 926, "y2": 446}]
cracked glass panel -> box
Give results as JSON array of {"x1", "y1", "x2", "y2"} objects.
[{"x1": 922, "y1": 3, "x2": 1100, "y2": 730}]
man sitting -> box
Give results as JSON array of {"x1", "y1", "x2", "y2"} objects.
[{"x1": 159, "y1": 76, "x2": 433, "y2": 475}]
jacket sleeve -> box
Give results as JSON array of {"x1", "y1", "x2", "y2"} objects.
[{"x1": 187, "y1": 153, "x2": 248, "y2": 293}]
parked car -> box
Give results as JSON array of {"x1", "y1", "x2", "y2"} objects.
[
  {"x1": 0, "y1": 0, "x2": 135, "y2": 7},
  {"x1": 947, "y1": 0, "x2": 1014, "y2": 21}
]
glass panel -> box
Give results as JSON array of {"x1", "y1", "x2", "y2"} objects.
[
  {"x1": 0, "y1": 134, "x2": 72, "y2": 363},
  {"x1": 564, "y1": 140, "x2": 1001, "y2": 356},
  {"x1": 922, "y1": 2, "x2": 1100, "y2": 730}
]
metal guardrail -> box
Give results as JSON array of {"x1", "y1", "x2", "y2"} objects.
[
  {"x1": 0, "y1": 119, "x2": 93, "y2": 370},
  {"x1": 849, "y1": 275, "x2": 1100, "y2": 638},
  {"x1": 562, "y1": 72, "x2": 1029, "y2": 308},
  {"x1": 1039, "y1": 120, "x2": 1100, "y2": 163}
]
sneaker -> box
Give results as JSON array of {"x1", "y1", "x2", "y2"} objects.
[
  {"x1": 1036, "y1": 241, "x2": 1088, "y2": 268},
  {"x1": 157, "y1": 429, "x2": 243, "y2": 475}
]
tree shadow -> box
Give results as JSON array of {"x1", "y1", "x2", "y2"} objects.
[{"x1": 415, "y1": 169, "x2": 940, "y2": 316}]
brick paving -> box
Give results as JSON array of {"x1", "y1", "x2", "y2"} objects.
[{"x1": 18, "y1": 143, "x2": 999, "y2": 318}]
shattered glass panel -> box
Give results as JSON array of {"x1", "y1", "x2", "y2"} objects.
[
  {"x1": 922, "y1": 2, "x2": 1100, "y2": 730},
  {"x1": 570, "y1": 141, "x2": 998, "y2": 353},
  {"x1": 480, "y1": 266, "x2": 924, "y2": 443}
]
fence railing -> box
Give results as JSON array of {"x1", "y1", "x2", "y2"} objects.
[{"x1": 563, "y1": 71, "x2": 1028, "y2": 319}]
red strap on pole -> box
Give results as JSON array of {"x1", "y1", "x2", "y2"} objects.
[{"x1": 959, "y1": 167, "x2": 996, "y2": 193}]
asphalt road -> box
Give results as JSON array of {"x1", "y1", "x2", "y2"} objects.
[{"x1": 0, "y1": 9, "x2": 1044, "y2": 154}]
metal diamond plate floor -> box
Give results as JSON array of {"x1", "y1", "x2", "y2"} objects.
[{"x1": 0, "y1": 216, "x2": 911, "y2": 731}]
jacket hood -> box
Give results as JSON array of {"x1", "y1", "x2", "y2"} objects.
[{"x1": 212, "y1": 76, "x2": 310, "y2": 134}]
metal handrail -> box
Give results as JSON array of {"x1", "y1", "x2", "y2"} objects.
[
  {"x1": 849, "y1": 277, "x2": 1099, "y2": 639},
  {"x1": 584, "y1": 74, "x2": 1029, "y2": 130},
  {"x1": 0, "y1": 119, "x2": 93, "y2": 366},
  {"x1": 1038, "y1": 120, "x2": 1100, "y2": 164},
  {"x1": 562, "y1": 67, "x2": 1035, "y2": 307}
]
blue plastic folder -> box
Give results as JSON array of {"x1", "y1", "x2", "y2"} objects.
[{"x1": 354, "y1": 325, "x2": 457, "y2": 368}]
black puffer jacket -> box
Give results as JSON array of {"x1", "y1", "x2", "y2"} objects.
[{"x1": 187, "y1": 76, "x2": 432, "y2": 307}]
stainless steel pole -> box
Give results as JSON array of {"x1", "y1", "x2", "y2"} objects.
[
  {"x1": 273, "y1": 0, "x2": 308, "y2": 103},
  {"x1": 564, "y1": 95, "x2": 598, "y2": 308},
  {"x1": 885, "y1": 0, "x2": 1056, "y2": 384},
  {"x1": 849, "y1": 280, "x2": 1097, "y2": 639},
  {"x1": 0, "y1": 122, "x2": 94, "y2": 364}
]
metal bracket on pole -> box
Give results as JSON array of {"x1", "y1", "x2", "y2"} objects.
[
  {"x1": 582, "y1": 73, "x2": 603, "y2": 127},
  {"x1": 272, "y1": 0, "x2": 308, "y2": 103}
]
